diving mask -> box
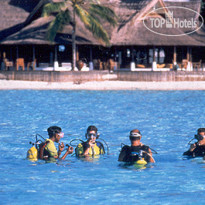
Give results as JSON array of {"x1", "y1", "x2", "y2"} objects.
[
  {"x1": 195, "y1": 134, "x2": 205, "y2": 141},
  {"x1": 129, "y1": 132, "x2": 141, "y2": 140},
  {"x1": 130, "y1": 133, "x2": 141, "y2": 137},
  {"x1": 88, "y1": 133, "x2": 96, "y2": 138},
  {"x1": 58, "y1": 132, "x2": 64, "y2": 138}
]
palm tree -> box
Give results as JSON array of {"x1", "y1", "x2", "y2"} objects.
[{"x1": 42, "y1": 0, "x2": 117, "y2": 70}]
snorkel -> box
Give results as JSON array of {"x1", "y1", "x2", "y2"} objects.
[
  {"x1": 195, "y1": 134, "x2": 205, "y2": 146},
  {"x1": 195, "y1": 134, "x2": 204, "y2": 141},
  {"x1": 86, "y1": 132, "x2": 98, "y2": 142},
  {"x1": 188, "y1": 129, "x2": 205, "y2": 145}
]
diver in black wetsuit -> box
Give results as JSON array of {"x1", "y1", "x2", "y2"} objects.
[
  {"x1": 118, "y1": 129, "x2": 155, "y2": 163},
  {"x1": 183, "y1": 128, "x2": 205, "y2": 158}
]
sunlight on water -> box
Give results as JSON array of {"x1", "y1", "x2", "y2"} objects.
[{"x1": 0, "y1": 90, "x2": 205, "y2": 204}]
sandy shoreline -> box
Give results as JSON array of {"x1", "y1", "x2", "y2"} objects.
[{"x1": 1, "y1": 80, "x2": 205, "y2": 90}]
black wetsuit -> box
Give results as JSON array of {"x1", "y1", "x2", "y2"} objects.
[
  {"x1": 183, "y1": 143, "x2": 205, "y2": 158},
  {"x1": 118, "y1": 145, "x2": 151, "y2": 163}
]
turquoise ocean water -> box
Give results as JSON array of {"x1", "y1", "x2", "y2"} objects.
[{"x1": 0, "y1": 90, "x2": 205, "y2": 204}]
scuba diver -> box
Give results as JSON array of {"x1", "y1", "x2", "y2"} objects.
[
  {"x1": 27, "y1": 126, "x2": 73, "y2": 161},
  {"x1": 75, "y1": 125, "x2": 105, "y2": 157},
  {"x1": 118, "y1": 129, "x2": 155, "y2": 164},
  {"x1": 183, "y1": 128, "x2": 205, "y2": 158}
]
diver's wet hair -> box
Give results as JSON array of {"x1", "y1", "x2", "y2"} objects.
[
  {"x1": 197, "y1": 128, "x2": 205, "y2": 134},
  {"x1": 47, "y1": 126, "x2": 62, "y2": 138},
  {"x1": 87, "y1": 125, "x2": 97, "y2": 133}
]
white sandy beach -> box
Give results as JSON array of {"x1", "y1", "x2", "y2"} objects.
[{"x1": 1, "y1": 80, "x2": 205, "y2": 90}]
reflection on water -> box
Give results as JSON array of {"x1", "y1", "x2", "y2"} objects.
[{"x1": 0, "y1": 90, "x2": 205, "y2": 204}]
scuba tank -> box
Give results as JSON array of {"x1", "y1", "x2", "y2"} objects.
[
  {"x1": 135, "y1": 150, "x2": 147, "y2": 165},
  {"x1": 27, "y1": 146, "x2": 38, "y2": 161},
  {"x1": 130, "y1": 150, "x2": 147, "y2": 165},
  {"x1": 27, "y1": 134, "x2": 45, "y2": 161}
]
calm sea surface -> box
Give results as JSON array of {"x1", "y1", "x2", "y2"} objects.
[{"x1": 0, "y1": 90, "x2": 205, "y2": 205}]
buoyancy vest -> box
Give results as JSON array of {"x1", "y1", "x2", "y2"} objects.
[
  {"x1": 183, "y1": 144, "x2": 205, "y2": 157},
  {"x1": 118, "y1": 145, "x2": 150, "y2": 163},
  {"x1": 75, "y1": 141, "x2": 105, "y2": 156}
]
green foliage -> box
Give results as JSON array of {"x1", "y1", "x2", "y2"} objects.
[
  {"x1": 75, "y1": 4, "x2": 110, "y2": 45},
  {"x1": 89, "y1": 4, "x2": 117, "y2": 27},
  {"x1": 46, "y1": 9, "x2": 71, "y2": 41},
  {"x1": 42, "y1": 2, "x2": 66, "y2": 17},
  {"x1": 42, "y1": 0, "x2": 117, "y2": 45}
]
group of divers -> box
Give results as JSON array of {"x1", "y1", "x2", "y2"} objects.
[{"x1": 27, "y1": 125, "x2": 205, "y2": 166}]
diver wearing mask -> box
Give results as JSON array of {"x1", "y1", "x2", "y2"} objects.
[
  {"x1": 183, "y1": 128, "x2": 205, "y2": 158},
  {"x1": 75, "y1": 125, "x2": 105, "y2": 157},
  {"x1": 39, "y1": 126, "x2": 73, "y2": 160},
  {"x1": 118, "y1": 129, "x2": 155, "y2": 163}
]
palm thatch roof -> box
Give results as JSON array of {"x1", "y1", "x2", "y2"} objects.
[
  {"x1": 162, "y1": 0, "x2": 205, "y2": 46},
  {"x1": 0, "y1": 0, "x2": 42, "y2": 40},
  {"x1": 0, "y1": 16, "x2": 100, "y2": 45},
  {"x1": 0, "y1": 0, "x2": 205, "y2": 46},
  {"x1": 109, "y1": 0, "x2": 204, "y2": 46},
  {"x1": 164, "y1": 0, "x2": 202, "y2": 34},
  {"x1": 0, "y1": 0, "x2": 40, "y2": 31}
]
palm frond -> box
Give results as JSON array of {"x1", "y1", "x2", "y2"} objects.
[
  {"x1": 89, "y1": 4, "x2": 117, "y2": 27},
  {"x1": 75, "y1": 4, "x2": 91, "y2": 27},
  {"x1": 88, "y1": 16, "x2": 110, "y2": 45},
  {"x1": 46, "y1": 9, "x2": 71, "y2": 41},
  {"x1": 42, "y1": 2, "x2": 66, "y2": 17},
  {"x1": 75, "y1": 5, "x2": 110, "y2": 45}
]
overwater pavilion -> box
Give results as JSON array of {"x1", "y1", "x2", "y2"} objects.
[{"x1": 0, "y1": 0, "x2": 205, "y2": 71}]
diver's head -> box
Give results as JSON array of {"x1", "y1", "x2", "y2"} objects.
[
  {"x1": 195, "y1": 128, "x2": 205, "y2": 144},
  {"x1": 86, "y1": 125, "x2": 98, "y2": 142},
  {"x1": 47, "y1": 126, "x2": 64, "y2": 143},
  {"x1": 197, "y1": 128, "x2": 205, "y2": 136},
  {"x1": 129, "y1": 129, "x2": 142, "y2": 142}
]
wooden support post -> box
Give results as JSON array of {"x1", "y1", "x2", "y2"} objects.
[
  {"x1": 76, "y1": 46, "x2": 79, "y2": 62},
  {"x1": 54, "y1": 45, "x2": 58, "y2": 70},
  {"x1": 131, "y1": 46, "x2": 135, "y2": 71},
  {"x1": 187, "y1": 46, "x2": 190, "y2": 61},
  {"x1": 158, "y1": 48, "x2": 160, "y2": 63},
  {"x1": 152, "y1": 46, "x2": 157, "y2": 70},
  {"x1": 16, "y1": 46, "x2": 19, "y2": 71},
  {"x1": 32, "y1": 45, "x2": 35, "y2": 62},
  {"x1": 89, "y1": 46, "x2": 93, "y2": 70},
  {"x1": 187, "y1": 46, "x2": 193, "y2": 71},
  {"x1": 153, "y1": 46, "x2": 156, "y2": 62},
  {"x1": 33, "y1": 45, "x2": 36, "y2": 70},
  {"x1": 173, "y1": 46, "x2": 177, "y2": 63}
]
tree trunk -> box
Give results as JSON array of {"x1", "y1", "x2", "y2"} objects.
[{"x1": 72, "y1": 8, "x2": 76, "y2": 71}]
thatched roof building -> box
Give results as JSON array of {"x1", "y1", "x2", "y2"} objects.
[
  {"x1": 1, "y1": 0, "x2": 204, "y2": 46},
  {"x1": 0, "y1": 0, "x2": 205, "y2": 70}
]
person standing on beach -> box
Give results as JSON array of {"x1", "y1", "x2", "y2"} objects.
[
  {"x1": 118, "y1": 129, "x2": 155, "y2": 163},
  {"x1": 75, "y1": 125, "x2": 105, "y2": 157},
  {"x1": 39, "y1": 126, "x2": 73, "y2": 161},
  {"x1": 183, "y1": 128, "x2": 205, "y2": 158}
]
